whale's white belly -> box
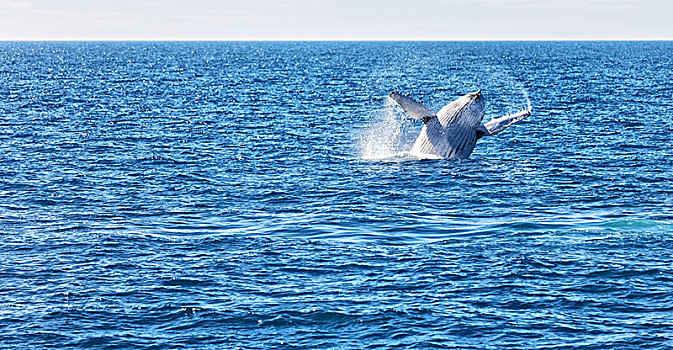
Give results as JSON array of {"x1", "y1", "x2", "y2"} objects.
[{"x1": 411, "y1": 119, "x2": 477, "y2": 159}]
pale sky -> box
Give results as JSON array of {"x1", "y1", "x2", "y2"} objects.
[{"x1": 0, "y1": 0, "x2": 671, "y2": 40}]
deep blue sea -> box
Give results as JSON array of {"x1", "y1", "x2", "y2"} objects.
[{"x1": 1, "y1": 41, "x2": 673, "y2": 349}]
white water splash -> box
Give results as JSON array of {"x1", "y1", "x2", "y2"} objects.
[
  {"x1": 516, "y1": 78, "x2": 532, "y2": 112},
  {"x1": 481, "y1": 67, "x2": 532, "y2": 115},
  {"x1": 359, "y1": 98, "x2": 418, "y2": 160}
]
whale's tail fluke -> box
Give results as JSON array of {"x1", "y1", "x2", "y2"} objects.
[
  {"x1": 477, "y1": 109, "x2": 531, "y2": 138},
  {"x1": 388, "y1": 91, "x2": 436, "y2": 123}
]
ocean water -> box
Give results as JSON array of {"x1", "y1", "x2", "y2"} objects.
[{"x1": 1, "y1": 41, "x2": 672, "y2": 349}]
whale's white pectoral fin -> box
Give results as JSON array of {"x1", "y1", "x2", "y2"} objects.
[
  {"x1": 388, "y1": 91, "x2": 436, "y2": 123},
  {"x1": 480, "y1": 109, "x2": 531, "y2": 137}
]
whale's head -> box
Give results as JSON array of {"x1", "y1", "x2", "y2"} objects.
[
  {"x1": 468, "y1": 89, "x2": 483, "y2": 99},
  {"x1": 465, "y1": 89, "x2": 486, "y2": 116},
  {"x1": 435, "y1": 89, "x2": 486, "y2": 126},
  {"x1": 444, "y1": 89, "x2": 486, "y2": 125}
]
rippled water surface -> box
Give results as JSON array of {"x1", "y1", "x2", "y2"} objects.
[{"x1": 1, "y1": 41, "x2": 673, "y2": 349}]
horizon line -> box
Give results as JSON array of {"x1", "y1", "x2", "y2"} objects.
[{"x1": 1, "y1": 38, "x2": 673, "y2": 42}]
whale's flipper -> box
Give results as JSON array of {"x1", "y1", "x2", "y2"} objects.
[
  {"x1": 477, "y1": 109, "x2": 531, "y2": 138},
  {"x1": 388, "y1": 91, "x2": 436, "y2": 123}
]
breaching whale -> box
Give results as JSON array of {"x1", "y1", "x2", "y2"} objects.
[{"x1": 389, "y1": 90, "x2": 531, "y2": 159}]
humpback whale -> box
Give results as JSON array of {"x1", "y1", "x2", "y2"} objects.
[{"x1": 389, "y1": 90, "x2": 531, "y2": 159}]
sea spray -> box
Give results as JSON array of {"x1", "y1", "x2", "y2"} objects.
[
  {"x1": 481, "y1": 67, "x2": 532, "y2": 116},
  {"x1": 359, "y1": 97, "x2": 418, "y2": 160},
  {"x1": 512, "y1": 74, "x2": 532, "y2": 112}
]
